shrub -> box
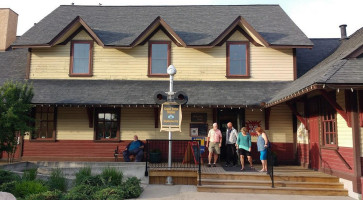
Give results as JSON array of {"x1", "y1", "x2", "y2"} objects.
[
  {"x1": 47, "y1": 168, "x2": 67, "y2": 192},
  {"x1": 80, "y1": 174, "x2": 103, "y2": 187},
  {"x1": 13, "y1": 180, "x2": 48, "y2": 198},
  {"x1": 92, "y1": 186, "x2": 125, "y2": 200},
  {"x1": 74, "y1": 167, "x2": 92, "y2": 185},
  {"x1": 0, "y1": 180, "x2": 17, "y2": 193},
  {"x1": 121, "y1": 177, "x2": 142, "y2": 199},
  {"x1": 0, "y1": 169, "x2": 21, "y2": 185},
  {"x1": 24, "y1": 189, "x2": 63, "y2": 200},
  {"x1": 100, "y1": 167, "x2": 123, "y2": 187},
  {"x1": 62, "y1": 184, "x2": 97, "y2": 200},
  {"x1": 22, "y1": 168, "x2": 38, "y2": 181}
]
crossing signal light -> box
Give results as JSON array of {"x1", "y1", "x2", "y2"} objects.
[
  {"x1": 174, "y1": 91, "x2": 188, "y2": 105},
  {"x1": 153, "y1": 91, "x2": 167, "y2": 104}
]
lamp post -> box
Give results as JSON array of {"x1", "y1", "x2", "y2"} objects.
[{"x1": 166, "y1": 65, "x2": 176, "y2": 185}]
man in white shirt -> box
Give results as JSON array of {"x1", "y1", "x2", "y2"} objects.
[{"x1": 225, "y1": 122, "x2": 238, "y2": 167}]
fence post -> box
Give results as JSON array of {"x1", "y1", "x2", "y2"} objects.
[
  {"x1": 198, "y1": 140, "x2": 202, "y2": 186},
  {"x1": 144, "y1": 140, "x2": 149, "y2": 177}
]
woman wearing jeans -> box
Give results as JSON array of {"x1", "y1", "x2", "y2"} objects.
[{"x1": 256, "y1": 127, "x2": 269, "y2": 172}]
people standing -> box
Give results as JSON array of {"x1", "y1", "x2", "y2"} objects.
[
  {"x1": 225, "y1": 122, "x2": 238, "y2": 167},
  {"x1": 256, "y1": 127, "x2": 269, "y2": 172},
  {"x1": 236, "y1": 127, "x2": 253, "y2": 171},
  {"x1": 206, "y1": 123, "x2": 222, "y2": 167}
]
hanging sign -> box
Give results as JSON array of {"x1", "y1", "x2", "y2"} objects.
[
  {"x1": 246, "y1": 120, "x2": 261, "y2": 136},
  {"x1": 160, "y1": 102, "x2": 182, "y2": 132}
]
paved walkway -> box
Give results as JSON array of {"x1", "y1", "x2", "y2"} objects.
[{"x1": 136, "y1": 185, "x2": 355, "y2": 200}]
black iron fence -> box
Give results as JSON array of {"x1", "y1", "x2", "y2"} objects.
[
  {"x1": 144, "y1": 139, "x2": 202, "y2": 185},
  {"x1": 267, "y1": 148, "x2": 274, "y2": 188}
]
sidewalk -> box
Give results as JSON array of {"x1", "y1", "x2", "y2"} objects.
[{"x1": 136, "y1": 185, "x2": 355, "y2": 200}]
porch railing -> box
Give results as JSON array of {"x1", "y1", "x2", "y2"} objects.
[
  {"x1": 267, "y1": 148, "x2": 274, "y2": 188},
  {"x1": 144, "y1": 139, "x2": 202, "y2": 185}
]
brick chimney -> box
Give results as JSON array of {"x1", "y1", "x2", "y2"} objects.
[
  {"x1": 339, "y1": 24, "x2": 348, "y2": 40},
  {"x1": 0, "y1": 8, "x2": 18, "y2": 51}
]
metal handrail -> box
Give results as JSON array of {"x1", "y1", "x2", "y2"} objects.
[{"x1": 267, "y1": 148, "x2": 274, "y2": 188}]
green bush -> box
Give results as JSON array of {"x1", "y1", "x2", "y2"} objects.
[
  {"x1": 22, "y1": 168, "x2": 38, "y2": 181},
  {"x1": 74, "y1": 167, "x2": 92, "y2": 185},
  {"x1": 121, "y1": 177, "x2": 142, "y2": 199},
  {"x1": 0, "y1": 169, "x2": 21, "y2": 185},
  {"x1": 62, "y1": 184, "x2": 97, "y2": 200},
  {"x1": 24, "y1": 189, "x2": 63, "y2": 200},
  {"x1": 47, "y1": 168, "x2": 67, "y2": 192},
  {"x1": 0, "y1": 180, "x2": 17, "y2": 193},
  {"x1": 13, "y1": 180, "x2": 48, "y2": 198},
  {"x1": 100, "y1": 167, "x2": 123, "y2": 187},
  {"x1": 92, "y1": 186, "x2": 125, "y2": 200}
]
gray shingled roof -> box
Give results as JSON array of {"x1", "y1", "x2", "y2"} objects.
[
  {"x1": 296, "y1": 38, "x2": 340, "y2": 78},
  {"x1": 269, "y1": 27, "x2": 363, "y2": 104},
  {"x1": 30, "y1": 80, "x2": 289, "y2": 106},
  {"x1": 14, "y1": 5, "x2": 312, "y2": 46},
  {"x1": 0, "y1": 48, "x2": 27, "y2": 85}
]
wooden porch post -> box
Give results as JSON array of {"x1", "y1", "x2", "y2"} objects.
[{"x1": 351, "y1": 91, "x2": 362, "y2": 193}]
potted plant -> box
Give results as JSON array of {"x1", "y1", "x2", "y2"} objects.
[{"x1": 149, "y1": 149, "x2": 162, "y2": 163}]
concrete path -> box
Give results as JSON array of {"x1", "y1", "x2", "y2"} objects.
[{"x1": 136, "y1": 185, "x2": 355, "y2": 200}]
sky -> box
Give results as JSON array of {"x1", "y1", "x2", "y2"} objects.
[{"x1": 0, "y1": 0, "x2": 362, "y2": 38}]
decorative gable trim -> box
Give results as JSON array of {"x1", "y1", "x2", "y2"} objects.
[
  {"x1": 13, "y1": 16, "x2": 104, "y2": 48},
  {"x1": 130, "y1": 16, "x2": 186, "y2": 47}
]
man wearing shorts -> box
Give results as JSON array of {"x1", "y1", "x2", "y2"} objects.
[{"x1": 206, "y1": 123, "x2": 222, "y2": 167}]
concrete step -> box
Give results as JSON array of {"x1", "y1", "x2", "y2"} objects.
[
  {"x1": 201, "y1": 173, "x2": 339, "y2": 183},
  {"x1": 200, "y1": 178, "x2": 344, "y2": 189},
  {"x1": 197, "y1": 185, "x2": 348, "y2": 196}
]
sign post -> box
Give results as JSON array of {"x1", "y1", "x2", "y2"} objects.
[
  {"x1": 166, "y1": 65, "x2": 177, "y2": 185},
  {"x1": 154, "y1": 65, "x2": 187, "y2": 185}
]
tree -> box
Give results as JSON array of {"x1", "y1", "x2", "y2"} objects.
[{"x1": 0, "y1": 81, "x2": 34, "y2": 163}]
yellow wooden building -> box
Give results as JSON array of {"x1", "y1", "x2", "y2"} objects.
[{"x1": 0, "y1": 5, "x2": 362, "y2": 197}]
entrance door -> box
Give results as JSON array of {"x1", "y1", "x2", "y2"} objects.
[
  {"x1": 217, "y1": 109, "x2": 241, "y2": 161},
  {"x1": 308, "y1": 97, "x2": 320, "y2": 170}
]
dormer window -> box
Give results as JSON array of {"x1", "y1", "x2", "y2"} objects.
[
  {"x1": 70, "y1": 40, "x2": 93, "y2": 77},
  {"x1": 226, "y1": 41, "x2": 250, "y2": 77},
  {"x1": 148, "y1": 41, "x2": 171, "y2": 76}
]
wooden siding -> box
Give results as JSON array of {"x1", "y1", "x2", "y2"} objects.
[
  {"x1": 121, "y1": 107, "x2": 213, "y2": 140},
  {"x1": 30, "y1": 30, "x2": 294, "y2": 81},
  {"x1": 57, "y1": 107, "x2": 93, "y2": 140},
  {"x1": 321, "y1": 147, "x2": 354, "y2": 174},
  {"x1": 24, "y1": 107, "x2": 213, "y2": 142},
  {"x1": 297, "y1": 101, "x2": 309, "y2": 144},
  {"x1": 336, "y1": 91, "x2": 353, "y2": 148},
  {"x1": 269, "y1": 104, "x2": 294, "y2": 143}
]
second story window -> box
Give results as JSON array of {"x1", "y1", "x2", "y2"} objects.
[
  {"x1": 148, "y1": 41, "x2": 171, "y2": 76},
  {"x1": 70, "y1": 41, "x2": 93, "y2": 77},
  {"x1": 226, "y1": 42, "x2": 250, "y2": 77}
]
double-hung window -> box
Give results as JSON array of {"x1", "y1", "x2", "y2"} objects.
[
  {"x1": 227, "y1": 42, "x2": 250, "y2": 77},
  {"x1": 148, "y1": 41, "x2": 171, "y2": 76},
  {"x1": 70, "y1": 40, "x2": 93, "y2": 76}
]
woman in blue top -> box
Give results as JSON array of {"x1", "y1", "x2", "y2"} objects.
[
  {"x1": 256, "y1": 127, "x2": 269, "y2": 172},
  {"x1": 236, "y1": 127, "x2": 253, "y2": 171}
]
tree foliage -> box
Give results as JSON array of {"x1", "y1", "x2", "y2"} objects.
[{"x1": 0, "y1": 81, "x2": 34, "y2": 162}]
